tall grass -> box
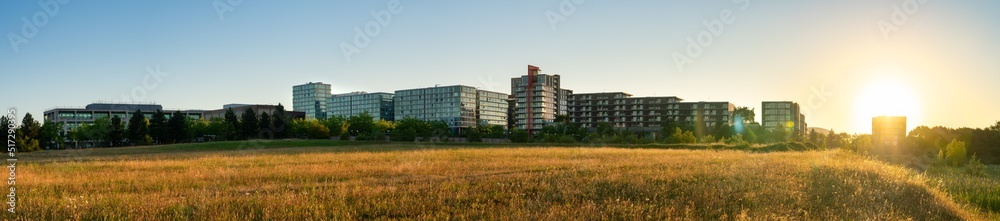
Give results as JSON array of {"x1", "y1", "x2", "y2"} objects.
[{"x1": 5, "y1": 144, "x2": 987, "y2": 220}]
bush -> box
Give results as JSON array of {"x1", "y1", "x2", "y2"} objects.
[
  {"x1": 510, "y1": 129, "x2": 529, "y2": 143},
  {"x1": 966, "y1": 154, "x2": 987, "y2": 176},
  {"x1": 466, "y1": 128, "x2": 483, "y2": 143}
]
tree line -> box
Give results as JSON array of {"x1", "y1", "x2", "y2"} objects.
[{"x1": 5, "y1": 104, "x2": 997, "y2": 166}]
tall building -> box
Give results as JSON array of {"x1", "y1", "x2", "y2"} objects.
[
  {"x1": 43, "y1": 103, "x2": 204, "y2": 133},
  {"x1": 511, "y1": 65, "x2": 571, "y2": 133},
  {"x1": 292, "y1": 82, "x2": 332, "y2": 119},
  {"x1": 328, "y1": 92, "x2": 395, "y2": 121},
  {"x1": 873, "y1": 116, "x2": 907, "y2": 147},
  {"x1": 394, "y1": 85, "x2": 508, "y2": 133},
  {"x1": 761, "y1": 101, "x2": 807, "y2": 134},
  {"x1": 568, "y1": 92, "x2": 734, "y2": 135}
]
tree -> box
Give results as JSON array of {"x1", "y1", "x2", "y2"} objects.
[
  {"x1": 0, "y1": 116, "x2": 10, "y2": 147},
  {"x1": 391, "y1": 117, "x2": 425, "y2": 142},
  {"x1": 223, "y1": 108, "x2": 241, "y2": 140},
  {"x1": 38, "y1": 120, "x2": 64, "y2": 149},
  {"x1": 168, "y1": 111, "x2": 189, "y2": 143},
  {"x1": 89, "y1": 117, "x2": 112, "y2": 147},
  {"x1": 347, "y1": 112, "x2": 375, "y2": 137},
  {"x1": 109, "y1": 115, "x2": 124, "y2": 147},
  {"x1": 465, "y1": 127, "x2": 483, "y2": 142},
  {"x1": 150, "y1": 110, "x2": 168, "y2": 144},
  {"x1": 668, "y1": 127, "x2": 696, "y2": 144},
  {"x1": 373, "y1": 119, "x2": 396, "y2": 140},
  {"x1": 272, "y1": 104, "x2": 289, "y2": 139},
  {"x1": 241, "y1": 108, "x2": 258, "y2": 139},
  {"x1": 733, "y1": 106, "x2": 756, "y2": 124},
  {"x1": 944, "y1": 138, "x2": 967, "y2": 167},
  {"x1": 258, "y1": 112, "x2": 272, "y2": 139},
  {"x1": 509, "y1": 128, "x2": 529, "y2": 143},
  {"x1": 324, "y1": 116, "x2": 347, "y2": 138},
  {"x1": 126, "y1": 109, "x2": 150, "y2": 146},
  {"x1": 808, "y1": 129, "x2": 819, "y2": 144},
  {"x1": 428, "y1": 120, "x2": 451, "y2": 139}
]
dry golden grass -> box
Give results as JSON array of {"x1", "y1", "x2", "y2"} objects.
[{"x1": 4, "y1": 143, "x2": 988, "y2": 220}]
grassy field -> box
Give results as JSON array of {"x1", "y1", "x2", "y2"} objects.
[{"x1": 6, "y1": 140, "x2": 997, "y2": 220}]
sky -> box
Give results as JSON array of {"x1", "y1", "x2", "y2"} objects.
[{"x1": 1, "y1": 0, "x2": 998, "y2": 134}]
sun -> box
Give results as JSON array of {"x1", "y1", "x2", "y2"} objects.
[{"x1": 852, "y1": 78, "x2": 923, "y2": 134}]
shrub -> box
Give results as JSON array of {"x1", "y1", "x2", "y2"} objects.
[
  {"x1": 965, "y1": 154, "x2": 987, "y2": 176},
  {"x1": 509, "y1": 129, "x2": 529, "y2": 143}
]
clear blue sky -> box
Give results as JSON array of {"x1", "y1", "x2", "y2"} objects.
[{"x1": 2, "y1": 1, "x2": 999, "y2": 133}]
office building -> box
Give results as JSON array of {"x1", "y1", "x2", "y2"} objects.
[
  {"x1": 328, "y1": 92, "x2": 395, "y2": 121},
  {"x1": 873, "y1": 116, "x2": 907, "y2": 147},
  {"x1": 43, "y1": 103, "x2": 205, "y2": 132},
  {"x1": 511, "y1": 65, "x2": 572, "y2": 133},
  {"x1": 394, "y1": 85, "x2": 508, "y2": 133},
  {"x1": 292, "y1": 82, "x2": 332, "y2": 119},
  {"x1": 568, "y1": 92, "x2": 734, "y2": 134},
  {"x1": 761, "y1": 101, "x2": 807, "y2": 134},
  {"x1": 202, "y1": 104, "x2": 305, "y2": 120}
]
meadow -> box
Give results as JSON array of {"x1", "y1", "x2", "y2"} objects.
[{"x1": 5, "y1": 140, "x2": 997, "y2": 220}]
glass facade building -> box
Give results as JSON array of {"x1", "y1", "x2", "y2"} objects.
[
  {"x1": 292, "y1": 82, "x2": 332, "y2": 119},
  {"x1": 329, "y1": 92, "x2": 395, "y2": 121},
  {"x1": 394, "y1": 85, "x2": 508, "y2": 132}
]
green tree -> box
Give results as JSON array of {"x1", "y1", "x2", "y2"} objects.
[
  {"x1": 668, "y1": 127, "x2": 696, "y2": 144},
  {"x1": 0, "y1": 116, "x2": 11, "y2": 147},
  {"x1": 168, "y1": 111, "x2": 188, "y2": 143},
  {"x1": 272, "y1": 104, "x2": 289, "y2": 139},
  {"x1": 150, "y1": 110, "x2": 168, "y2": 144},
  {"x1": 391, "y1": 117, "x2": 425, "y2": 142},
  {"x1": 465, "y1": 127, "x2": 483, "y2": 142},
  {"x1": 223, "y1": 108, "x2": 241, "y2": 140},
  {"x1": 38, "y1": 120, "x2": 64, "y2": 149},
  {"x1": 15, "y1": 113, "x2": 42, "y2": 151},
  {"x1": 323, "y1": 115, "x2": 347, "y2": 137},
  {"x1": 944, "y1": 138, "x2": 967, "y2": 167},
  {"x1": 109, "y1": 115, "x2": 124, "y2": 147},
  {"x1": 258, "y1": 112, "x2": 272, "y2": 139},
  {"x1": 347, "y1": 112, "x2": 375, "y2": 137},
  {"x1": 126, "y1": 109, "x2": 149, "y2": 146},
  {"x1": 509, "y1": 128, "x2": 529, "y2": 143},
  {"x1": 89, "y1": 117, "x2": 112, "y2": 147},
  {"x1": 733, "y1": 106, "x2": 756, "y2": 124},
  {"x1": 428, "y1": 120, "x2": 451, "y2": 139},
  {"x1": 241, "y1": 108, "x2": 258, "y2": 139}
]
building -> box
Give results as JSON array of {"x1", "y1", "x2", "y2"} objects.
[
  {"x1": 292, "y1": 82, "x2": 332, "y2": 119},
  {"x1": 43, "y1": 103, "x2": 205, "y2": 132},
  {"x1": 568, "y1": 92, "x2": 681, "y2": 133},
  {"x1": 761, "y1": 101, "x2": 807, "y2": 134},
  {"x1": 394, "y1": 85, "x2": 508, "y2": 133},
  {"x1": 202, "y1": 104, "x2": 305, "y2": 120},
  {"x1": 510, "y1": 65, "x2": 572, "y2": 133},
  {"x1": 873, "y1": 116, "x2": 906, "y2": 147},
  {"x1": 328, "y1": 92, "x2": 395, "y2": 121},
  {"x1": 568, "y1": 92, "x2": 734, "y2": 135}
]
